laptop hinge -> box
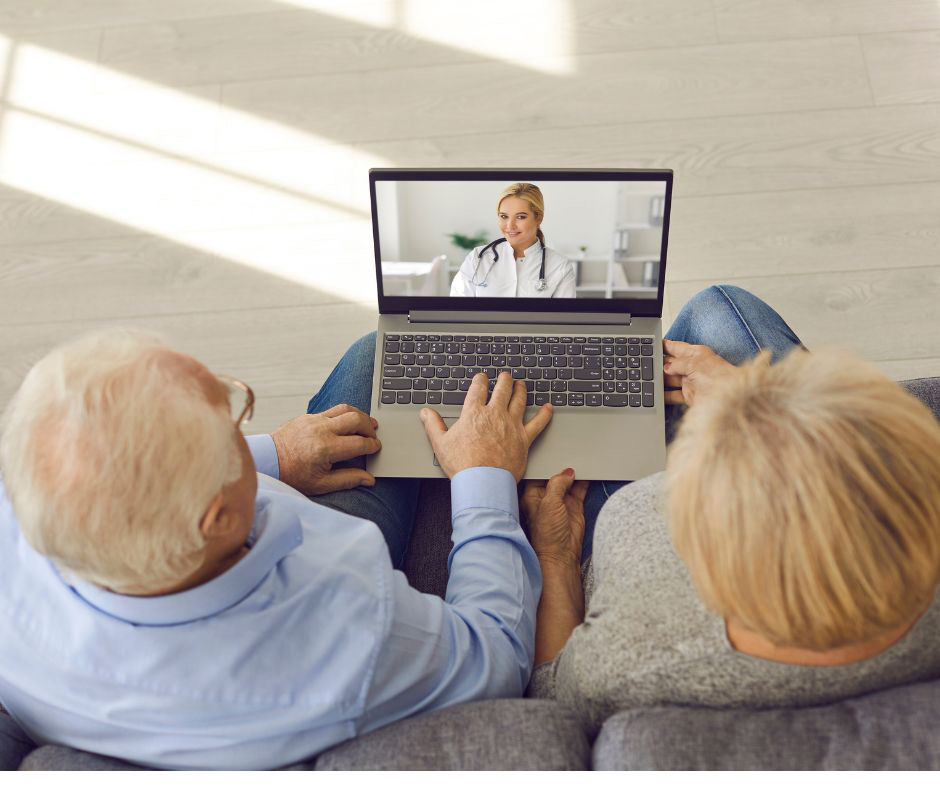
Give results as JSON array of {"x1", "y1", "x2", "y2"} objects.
[{"x1": 408, "y1": 310, "x2": 631, "y2": 326}]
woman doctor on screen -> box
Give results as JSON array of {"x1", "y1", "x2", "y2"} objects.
[{"x1": 449, "y1": 182, "x2": 576, "y2": 298}]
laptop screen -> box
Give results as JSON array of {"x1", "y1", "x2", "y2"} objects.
[{"x1": 370, "y1": 169, "x2": 672, "y2": 316}]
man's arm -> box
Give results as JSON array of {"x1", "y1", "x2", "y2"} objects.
[
  {"x1": 359, "y1": 371, "x2": 553, "y2": 728},
  {"x1": 245, "y1": 405, "x2": 380, "y2": 493},
  {"x1": 245, "y1": 434, "x2": 280, "y2": 479},
  {"x1": 359, "y1": 466, "x2": 542, "y2": 730}
]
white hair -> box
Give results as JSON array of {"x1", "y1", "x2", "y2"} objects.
[{"x1": 0, "y1": 328, "x2": 242, "y2": 594}]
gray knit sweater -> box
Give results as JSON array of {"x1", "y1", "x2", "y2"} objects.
[{"x1": 527, "y1": 472, "x2": 940, "y2": 734}]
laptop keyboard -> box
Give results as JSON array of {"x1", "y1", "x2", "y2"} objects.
[{"x1": 379, "y1": 333, "x2": 656, "y2": 408}]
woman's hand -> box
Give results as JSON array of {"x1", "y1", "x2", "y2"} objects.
[
  {"x1": 662, "y1": 339, "x2": 738, "y2": 407},
  {"x1": 271, "y1": 404, "x2": 381, "y2": 495},
  {"x1": 523, "y1": 469, "x2": 589, "y2": 665},
  {"x1": 521, "y1": 469, "x2": 589, "y2": 569}
]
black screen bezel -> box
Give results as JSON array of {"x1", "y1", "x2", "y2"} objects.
[{"x1": 370, "y1": 168, "x2": 673, "y2": 317}]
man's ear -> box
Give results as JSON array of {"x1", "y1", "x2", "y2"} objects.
[{"x1": 199, "y1": 491, "x2": 230, "y2": 540}]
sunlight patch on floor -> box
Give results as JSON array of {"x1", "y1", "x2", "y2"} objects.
[{"x1": 0, "y1": 36, "x2": 387, "y2": 304}]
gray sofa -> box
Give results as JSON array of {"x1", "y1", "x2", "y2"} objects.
[{"x1": 3, "y1": 377, "x2": 939, "y2": 770}]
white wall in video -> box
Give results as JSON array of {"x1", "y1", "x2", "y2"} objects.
[{"x1": 376, "y1": 179, "x2": 666, "y2": 299}]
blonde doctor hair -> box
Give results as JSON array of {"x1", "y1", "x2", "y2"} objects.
[
  {"x1": 497, "y1": 182, "x2": 546, "y2": 245},
  {"x1": 0, "y1": 328, "x2": 242, "y2": 594},
  {"x1": 667, "y1": 347, "x2": 940, "y2": 650}
]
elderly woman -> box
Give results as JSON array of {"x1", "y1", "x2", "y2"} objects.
[
  {"x1": 449, "y1": 182, "x2": 576, "y2": 298},
  {"x1": 524, "y1": 286, "x2": 940, "y2": 731}
]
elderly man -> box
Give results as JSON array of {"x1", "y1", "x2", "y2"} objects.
[{"x1": 0, "y1": 328, "x2": 552, "y2": 769}]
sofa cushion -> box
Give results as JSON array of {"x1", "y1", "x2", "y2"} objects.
[
  {"x1": 19, "y1": 746, "x2": 145, "y2": 771},
  {"x1": 593, "y1": 677, "x2": 940, "y2": 770},
  {"x1": 316, "y1": 699, "x2": 590, "y2": 770},
  {"x1": 16, "y1": 746, "x2": 310, "y2": 771},
  {"x1": 14, "y1": 700, "x2": 590, "y2": 770}
]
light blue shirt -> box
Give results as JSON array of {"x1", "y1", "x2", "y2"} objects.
[{"x1": 0, "y1": 436, "x2": 541, "y2": 769}]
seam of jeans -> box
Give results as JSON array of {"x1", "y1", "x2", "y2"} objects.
[{"x1": 714, "y1": 284, "x2": 761, "y2": 355}]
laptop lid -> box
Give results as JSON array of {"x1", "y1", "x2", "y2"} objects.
[{"x1": 369, "y1": 168, "x2": 673, "y2": 319}]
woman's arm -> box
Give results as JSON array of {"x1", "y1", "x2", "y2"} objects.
[
  {"x1": 553, "y1": 260, "x2": 577, "y2": 299},
  {"x1": 449, "y1": 250, "x2": 477, "y2": 297},
  {"x1": 520, "y1": 470, "x2": 588, "y2": 664},
  {"x1": 535, "y1": 557, "x2": 584, "y2": 664}
]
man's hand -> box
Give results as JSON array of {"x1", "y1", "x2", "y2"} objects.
[
  {"x1": 271, "y1": 404, "x2": 381, "y2": 495},
  {"x1": 662, "y1": 339, "x2": 738, "y2": 407},
  {"x1": 521, "y1": 470, "x2": 589, "y2": 569},
  {"x1": 420, "y1": 371, "x2": 552, "y2": 482}
]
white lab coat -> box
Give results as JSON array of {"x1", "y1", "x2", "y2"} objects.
[{"x1": 449, "y1": 240, "x2": 576, "y2": 298}]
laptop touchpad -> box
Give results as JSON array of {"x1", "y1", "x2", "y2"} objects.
[{"x1": 431, "y1": 418, "x2": 459, "y2": 466}]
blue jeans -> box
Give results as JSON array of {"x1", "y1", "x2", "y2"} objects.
[
  {"x1": 306, "y1": 335, "x2": 420, "y2": 570},
  {"x1": 304, "y1": 285, "x2": 804, "y2": 569},
  {"x1": 579, "y1": 284, "x2": 805, "y2": 561}
]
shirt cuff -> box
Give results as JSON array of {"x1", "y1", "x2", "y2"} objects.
[
  {"x1": 451, "y1": 467, "x2": 519, "y2": 523},
  {"x1": 245, "y1": 434, "x2": 280, "y2": 480}
]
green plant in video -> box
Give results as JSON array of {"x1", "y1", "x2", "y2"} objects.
[{"x1": 447, "y1": 231, "x2": 489, "y2": 250}]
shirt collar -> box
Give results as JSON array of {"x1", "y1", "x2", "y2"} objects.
[
  {"x1": 518, "y1": 240, "x2": 540, "y2": 259},
  {"x1": 64, "y1": 495, "x2": 303, "y2": 626}
]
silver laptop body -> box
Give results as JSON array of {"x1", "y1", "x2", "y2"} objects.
[{"x1": 366, "y1": 168, "x2": 673, "y2": 481}]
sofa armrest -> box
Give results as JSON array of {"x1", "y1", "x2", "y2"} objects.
[{"x1": 901, "y1": 377, "x2": 940, "y2": 421}]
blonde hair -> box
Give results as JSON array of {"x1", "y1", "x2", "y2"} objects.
[
  {"x1": 497, "y1": 183, "x2": 546, "y2": 245},
  {"x1": 667, "y1": 348, "x2": 940, "y2": 650},
  {"x1": 0, "y1": 328, "x2": 242, "y2": 594}
]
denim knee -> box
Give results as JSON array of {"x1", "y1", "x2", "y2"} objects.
[
  {"x1": 672, "y1": 285, "x2": 742, "y2": 339},
  {"x1": 669, "y1": 285, "x2": 762, "y2": 364},
  {"x1": 671, "y1": 285, "x2": 802, "y2": 365},
  {"x1": 351, "y1": 331, "x2": 377, "y2": 361},
  {"x1": 307, "y1": 331, "x2": 377, "y2": 414},
  {"x1": 681, "y1": 284, "x2": 752, "y2": 322}
]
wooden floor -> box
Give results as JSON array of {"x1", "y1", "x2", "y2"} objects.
[{"x1": 1, "y1": 0, "x2": 939, "y2": 434}]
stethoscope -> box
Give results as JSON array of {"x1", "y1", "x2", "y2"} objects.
[{"x1": 469, "y1": 238, "x2": 548, "y2": 291}]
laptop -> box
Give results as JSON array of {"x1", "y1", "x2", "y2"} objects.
[{"x1": 366, "y1": 168, "x2": 673, "y2": 480}]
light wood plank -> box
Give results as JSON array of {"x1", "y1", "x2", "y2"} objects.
[
  {"x1": 665, "y1": 266, "x2": 940, "y2": 363},
  {"x1": 99, "y1": 0, "x2": 718, "y2": 88},
  {"x1": 715, "y1": 0, "x2": 940, "y2": 42},
  {"x1": 217, "y1": 36, "x2": 872, "y2": 149},
  {"x1": 0, "y1": 183, "x2": 140, "y2": 246},
  {"x1": 874, "y1": 357, "x2": 940, "y2": 382},
  {"x1": 0, "y1": 233, "x2": 346, "y2": 326},
  {"x1": 666, "y1": 181, "x2": 940, "y2": 281},
  {"x1": 369, "y1": 102, "x2": 940, "y2": 198},
  {"x1": 862, "y1": 31, "x2": 940, "y2": 106},
  {"x1": 0, "y1": 1, "x2": 275, "y2": 35},
  {"x1": 245, "y1": 394, "x2": 314, "y2": 436},
  {"x1": 0, "y1": 304, "x2": 377, "y2": 416}
]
